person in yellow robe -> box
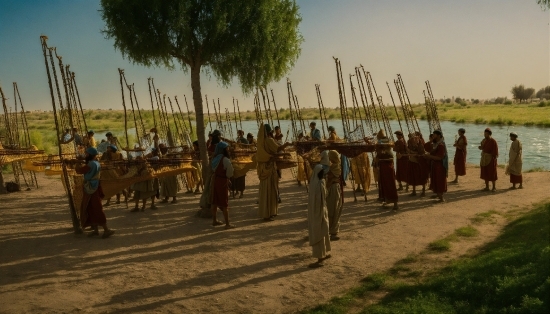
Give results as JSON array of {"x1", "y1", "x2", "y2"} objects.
[
  {"x1": 257, "y1": 124, "x2": 290, "y2": 221},
  {"x1": 350, "y1": 153, "x2": 371, "y2": 194},
  {"x1": 307, "y1": 163, "x2": 331, "y2": 268},
  {"x1": 100, "y1": 145, "x2": 127, "y2": 206}
]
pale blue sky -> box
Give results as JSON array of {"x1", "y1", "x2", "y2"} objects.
[{"x1": 0, "y1": 0, "x2": 548, "y2": 112}]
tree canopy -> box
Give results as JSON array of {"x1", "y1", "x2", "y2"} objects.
[
  {"x1": 100, "y1": 0, "x2": 303, "y2": 93},
  {"x1": 535, "y1": 86, "x2": 550, "y2": 100},
  {"x1": 510, "y1": 85, "x2": 535, "y2": 103},
  {"x1": 537, "y1": 0, "x2": 550, "y2": 10}
]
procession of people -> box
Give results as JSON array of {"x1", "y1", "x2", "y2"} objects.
[{"x1": 68, "y1": 121, "x2": 524, "y2": 268}]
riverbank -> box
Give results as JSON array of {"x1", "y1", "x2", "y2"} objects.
[{"x1": 12, "y1": 102, "x2": 550, "y2": 155}]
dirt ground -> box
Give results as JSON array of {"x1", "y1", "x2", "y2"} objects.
[{"x1": 0, "y1": 165, "x2": 549, "y2": 314}]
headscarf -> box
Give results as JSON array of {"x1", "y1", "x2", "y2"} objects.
[
  {"x1": 320, "y1": 150, "x2": 330, "y2": 173},
  {"x1": 86, "y1": 147, "x2": 98, "y2": 156},
  {"x1": 328, "y1": 126, "x2": 335, "y2": 132},
  {"x1": 510, "y1": 132, "x2": 518, "y2": 138},
  {"x1": 256, "y1": 124, "x2": 276, "y2": 162},
  {"x1": 211, "y1": 141, "x2": 229, "y2": 170},
  {"x1": 328, "y1": 150, "x2": 341, "y2": 177}
]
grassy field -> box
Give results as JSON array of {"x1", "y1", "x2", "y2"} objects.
[
  {"x1": 302, "y1": 203, "x2": 550, "y2": 314},
  {"x1": 3, "y1": 101, "x2": 550, "y2": 154}
]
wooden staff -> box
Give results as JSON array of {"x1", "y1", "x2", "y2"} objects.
[
  {"x1": 183, "y1": 95, "x2": 194, "y2": 135},
  {"x1": 397, "y1": 74, "x2": 421, "y2": 134},
  {"x1": 69, "y1": 71, "x2": 88, "y2": 134},
  {"x1": 205, "y1": 95, "x2": 213, "y2": 132},
  {"x1": 225, "y1": 108, "x2": 234, "y2": 140},
  {"x1": 348, "y1": 75, "x2": 368, "y2": 201},
  {"x1": 64, "y1": 67, "x2": 82, "y2": 136},
  {"x1": 260, "y1": 87, "x2": 273, "y2": 126},
  {"x1": 48, "y1": 48, "x2": 70, "y2": 138},
  {"x1": 40, "y1": 36, "x2": 81, "y2": 233},
  {"x1": 130, "y1": 83, "x2": 147, "y2": 140},
  {"x1": 118, "y1": 69, "x2": 130, "y2": 149},
  {"x1": 355, "y1": 68, "x2": 375, "y2": 136},
  {"x1": 147, "y1": 78, "x2": 158, "y2": 129},
  {"x1": 394, "y1": 79, "x2": 413, "y2": 136},
  {"x1": 316, "y1": 85, "x2": 330, "y2": 138},
  {"x1": 174, "y1": 96, "x2": 188, "y2": 133},
  {"x1": 54, "y1": 52, "x2": 75, "y2": 131},
  {"x1": 333, "y1": 57, "x2": 357, "y2": 201},
  {"x1": 286, "y1": 79, "x2": 298, "y2": 139},
  {"x1": 387, "y1": 81, "x2": 403, "y2": 133},
  {"x1": 423, "y1": 91, "x2": 434, "y2": 134},
  {"x1": 232, "y1": 98, "x2": 239, "y2": 136},
  {"x1": 126, "y1": 84, "x2": 142, "y2": 146},
  {"x1": 167, "y1": 96, "x2": 184, "y2": 146},
  {"x1": 236, "y1": 99, "x2": 243, "y2": 130},
  {"x1": 315, "y1": 84, "x2": 327, "y2": 139},
  {"x1": 212, "y1": 98, "x2": 220, "y2": 130},
  {"x1": 368, "y1": 72, "x2": 394, "y2": 142},
  {"x1": 270, "y1": 89, "x2": 281, "y2": 128},
  {"x1": 360, "y1": 66, "x2": 382, "y2": 132},
  {"x1": 14, "y1": 83, "x2": 38, "y2": 188}
]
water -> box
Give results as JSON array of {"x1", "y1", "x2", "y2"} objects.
[{"x1": 206, "y1": 120, "x2": 549, "y2": 171}]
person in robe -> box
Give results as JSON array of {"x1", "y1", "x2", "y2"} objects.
[
  {"x1": 424, "y1": 130, "x2": 448, "y2": 202},
  {"x1": 326, "y1": 150, "x2": 343, "y2": 241},
  {"x1": 307, "y1": 163, "x2": 331, "y2": 268},
  {"x1": 407, "y1": 133, "x2": 428, "y2": 196},
  {"x1": 208, "y1": 130, "x2": 221, "y2": 157},
  {"x1": 150, "y1": 127, "x2": 160, "y2": 150},
  {"x1": 210, "y1": 142, "x2": 235, "y2": 229},
  {"x1": 393, "y1": 130, "x2": 408, "y2": 191},
  {"x1": 452, "y1": 128, "x2": 467, "y2": 183},
  {"x1": 131, "y1": 149, "x2": 159, "y2": 212},
  {"x1": 247, "y1": 133, "x2": 256, "y2": 145},
  {"x1": 274, "y1": 126, "x2": 284, "y2": 144},
  {"x1": 257, "y1": 124, "x2": 291, "y2": 221},
  {"x1": 72, "y1": 128, "x2": 83, "y2": 146},
  {"x1": 100, "y1": 145, "x2": 127, "y2": 206},
  {"x1": 374, "y1": 130, "x2": 398, "y2": 210},
  {"x1": 350, "y1": 152, "x2": 370, "y2": 195},
  {"x1": 479, "y1": 128, "x2": 498, "y2": 192},
  {"x1": 236, "y1": 130, "x2": 249, "y2": 144},
  {"x1": 308, "y1": 122, "x2": 322, "y2": 141},
  {"x1": 159, "y1": 144, "x2": 179, "y2": 204},
  {"x1": 506, "y1": 132, "x2": 523, "y2": 189},
  {"x1": 84, "y1": 130, "x2": 97, "y2": 148},
  {"x1": 76, "y1": 147, "x2": 115, "y2": 239}
]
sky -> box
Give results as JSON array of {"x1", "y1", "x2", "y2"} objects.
[{"x1": 0, "y1": 0, "x2": 548, "y2": 113}]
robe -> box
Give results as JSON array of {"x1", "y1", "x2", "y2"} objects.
[
  {"x1": 407, "y1": 139, "x2": 428, "y2": 186},
  {"x1": 307, "y1": 164, "x2": 331, "y2": 259},
  {"x1": 211, "y1": 157, "x2": 233, "y2": 208},
  {"x1": 480, "y1": 137, "x2": 498, "y2": 181},
  {"x1": 161, "y1": 176, "x2": 179, "y2": 197},
  {"x1": 453, "y1": 135, "x2": 467, "y2": 176},
  {"x1": 132, "y1": 179, "x2": 157, "y2": 200},
  {"x1": 350, "y1": 153, "x2": 371, "y2": 191},
  {"x1": 76, "y1": 161, "x2": 106, "y2": 227},
  {"x1": 327, "y1": 151, "x2": 343, "y2": 235},
  {"x1": 378, "y1": 152, "x2": 398, "y2": 202},
  {"x1": 508, "y1": 140, "x2": 522, "y2": 184},
  {"x1": 430, "y1": 142, "x2": 448, "y2": 194},
  {"x1": 393, "y1": 138, "x2": 409, "y2": 182},
  {"x1": 296, "y1": 155, "x2": 312, "y2": 182},
  {"x1": 257, "y1": 126, "x2": 280, "y2": 219}
]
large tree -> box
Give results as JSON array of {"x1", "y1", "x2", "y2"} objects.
[
  {"x1": 537, "y1": 0, "x2": 550, "y2": 9},
  {"x1": 100, "y1": 0, "x2": 303, "y2": 181},
  {"x1": 511, "y1": 85, "x2": 535, "y2": 103}
]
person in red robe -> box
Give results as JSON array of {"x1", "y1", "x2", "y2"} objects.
[
  {"x1": 374, "y1": 131, "x2": 398, "y2": 210},
  {"x1": 393, "y1": 130, "x2": 408, "y2": 191},
  {"x1": 479, "y1": 128, "x2": 498, "y2": 191},
  {"x1": 452, "y1": 128, "x2": 467, "y2": 183},
  {"x1": 210, "y1": 141, "x2": 235, "y2": 229},
  {"x1": 407, "y1": 133, "x2": 428, "y2": 196},
  {"x1": 424, "y1": 130, "x2": 448, "y2": 202},
  {"x1": 76, "y1": 147, "x2": 115, "y2": 238}
]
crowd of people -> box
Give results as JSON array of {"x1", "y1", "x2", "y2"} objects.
[{"x1": 73, "y1": 123, "x2": 524, "y2": 269}]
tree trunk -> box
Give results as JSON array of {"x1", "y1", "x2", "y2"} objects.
[
  {"x1": 190, "y1": 64, "x2": 212, "y2": 218},
  {"x1": 0, "y1": 166, "x2": 7, "y2": 194}
]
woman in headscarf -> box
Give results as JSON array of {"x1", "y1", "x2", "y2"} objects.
[
  {"x1": 76, "y1": 147, "x2": 115, "y2": 238},
  {"x1": 210, "y1": 142, "x2": 235, "y2": 229},
  {"x1": 507, "y1": 132, "x2": 523, "y2": 189},
  {"x1": 307, "y1": 163, "x2": 331, "y2": 268},
  {"x1": 257, "y1": 124, "x2": 290, "y2": 221},
  {"x1": 326, "y1": 150, "x2": 343, "y2": 240},
  {"x1": 374, "y1": 131, "x2": 399, "y2": 210}
]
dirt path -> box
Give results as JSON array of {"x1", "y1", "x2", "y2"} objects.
[{"x1": 0, "y1": 166, "x2": 548, "y2": 314}]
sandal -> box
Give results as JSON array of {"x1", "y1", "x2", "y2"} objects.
[
  {"x1": 224, "y1": 224, "x2": 235, "y2": 230},
  {"x1": 102, "y1": 229, "x2": 115, "y2": 239},
  {"x1": 171, "y1": 199, "x2": 178, "y2": 204},
  {"x1": 87, "y1": 230, "x2": 99, "y2": 237},
  {"x1": 308, "y1": 262, "x2": 324, "y2": 268},
  {"x1": 130, "y1": 207, "x2": 139, "y2": 213},
  {"x1": 212, "y1": 220, "x2": 224, "y2": 226}
]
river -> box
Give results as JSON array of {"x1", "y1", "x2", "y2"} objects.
[{"x1": 126, "y1": 119, "x2": 550, "y2": 171}]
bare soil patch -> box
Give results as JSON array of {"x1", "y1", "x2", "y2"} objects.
[{"x1": 0, "y1": 166, "x2": 548, "y2": 313}]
